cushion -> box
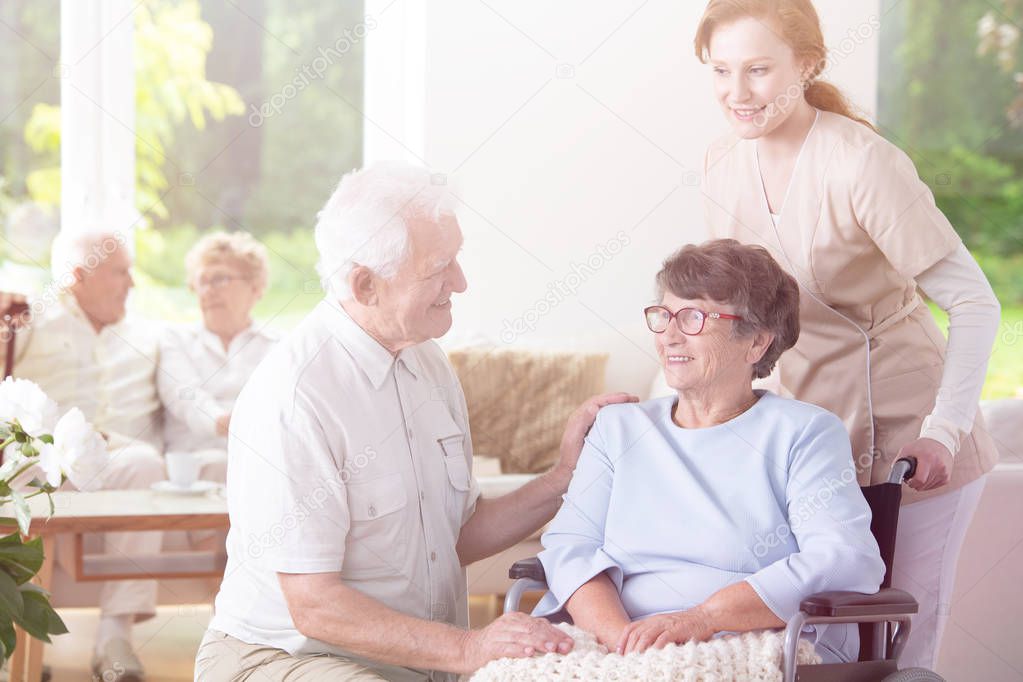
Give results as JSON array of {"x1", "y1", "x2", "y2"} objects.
[{"x1": 447, "y1": 347, "x2": 608, "y2": 474}]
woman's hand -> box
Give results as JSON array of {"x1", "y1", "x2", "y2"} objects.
[
  {"x1": 898, "y1": 437, "x2": 953, "y2": 491},
  {"x1": 615, "y1": 608, "x2": 714, "y2": 655},
  {"x1": 588, "y1": 617, "x2": 629, "y2": 652}
]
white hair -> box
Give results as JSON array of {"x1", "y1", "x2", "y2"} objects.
[
  {"x1": 314, "y1": 161, "x2": 457, "y2": 299},
  {"x1": 50, "y1": 229, "x2": 130, "y2": 285}
]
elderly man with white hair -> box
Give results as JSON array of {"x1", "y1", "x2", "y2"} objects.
[
  {"x1": 195, "y1": 161, "x2": 636, "y2": 681},
  {"x1": 1, "y1": 230, "x2": 163, "y2": 681}
]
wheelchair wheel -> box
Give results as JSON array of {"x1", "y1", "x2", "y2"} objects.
[{"x1": 882, "y1": 668, "x2": 945, "y2": 681}]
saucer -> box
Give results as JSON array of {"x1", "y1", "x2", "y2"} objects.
[{"x1": 151, "y1": 480, "x2": 220, "y2": 496}]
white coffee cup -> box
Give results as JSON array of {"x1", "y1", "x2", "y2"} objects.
[{"x1": 165, "y1": 451, "x2": 201, "y2": 489}]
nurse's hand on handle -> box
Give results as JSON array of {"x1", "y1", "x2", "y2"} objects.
[{"x1": 898, "y1": 437, "x2": 953, "y2": 491}]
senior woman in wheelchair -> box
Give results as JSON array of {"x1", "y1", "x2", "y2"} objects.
[{"x1": 533, "y1": 239, "x2": 886, "y2": 664}]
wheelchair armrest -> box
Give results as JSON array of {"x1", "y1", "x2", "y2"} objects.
[
  {"x1": 800, "y1": 588, "x2": 919, "y2": 618},
  {"x1": 509, "y1": 557, "x2": 546, "y2": 582}
]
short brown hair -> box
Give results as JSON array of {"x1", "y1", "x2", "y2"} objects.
[{"x1": 655, "y1": 239, "x2": 799, "y2": 379}]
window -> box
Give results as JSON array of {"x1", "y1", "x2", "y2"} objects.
[
  {"x1": 131, "y1": 0, "x2": 365, "y2": 326},
  {"x1": 1, "y1": 0, "x2": 366, "y2": 330},
  {"x1": 0, "y1": 0, "x2": 61, "y2": 294},
  {"x1": 879, "y1": 0, "x2": 1023, "y2": 398}
]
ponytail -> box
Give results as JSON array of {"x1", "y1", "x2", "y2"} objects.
[{"x1": 804, "y1": 80, "x2": 876, "y2": 131}]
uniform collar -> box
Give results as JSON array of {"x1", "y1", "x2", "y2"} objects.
[{"x1": 316, "y1": 299, "x2": 420, "y2": 389}]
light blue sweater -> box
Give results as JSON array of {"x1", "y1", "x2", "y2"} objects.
[{"x1": 533, "y1": 391, "x2": 886, "y2": 663}]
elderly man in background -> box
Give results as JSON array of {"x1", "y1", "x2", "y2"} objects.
[
  {"x1": 158, "y1": 231, "x2": 277, "y2": 482},
  {"x1": 0, "y1": 230, "x2": 163, "y2": 681},
  {"x1": 195, "y1": 162, "x2": 636, "y2": 681}
]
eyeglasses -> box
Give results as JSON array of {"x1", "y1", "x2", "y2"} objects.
[
  {"x1": 195, "y1": 274, "x2": 249, "y2": 291},
  {"x1": 643, "y1": 305, "x2": 743, "y2": 335}
]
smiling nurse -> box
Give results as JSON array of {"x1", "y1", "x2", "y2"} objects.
[{"x1": 695, "y1": 0, "x2": 1002, "y2": 670}]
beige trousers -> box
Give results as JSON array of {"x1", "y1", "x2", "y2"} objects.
[{"x1": 194, "y1": 630, "x2": 388, "y2": 681}]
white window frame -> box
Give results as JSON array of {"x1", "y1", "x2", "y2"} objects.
[{"x1": 59, "y1": 0, "x2": 137, "y2": 239}]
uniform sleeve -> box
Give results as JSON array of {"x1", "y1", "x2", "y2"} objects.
[
  {"x1": 746, "y1": 412, "x2": 886, "y2": 621},
  {"x1": 533, "y1": 414, "x2": 624, "y2": 617},
  {"x1": 915, "y1": 244, "x2": 1002, "y2": 456},
  {"x1": 851, "y1": 140, "x2": 961, "y2": 281},
  {"x1": 157, "y1": 328, "x2": 221, "y2": 442},
  {"x1": 233, "y1": 387, "x2": 351, "y2": 574}
]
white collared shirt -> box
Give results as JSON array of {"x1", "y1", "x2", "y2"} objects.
[
  {"x1": 210, "y1": 299, "x2": 480, "y2": 682},
  {"x1": 157, "y1": 322, "x2": 278, "y2": 453},
  {"x1": 12, "y1": 294, "x2": 162, "y2": 451}
]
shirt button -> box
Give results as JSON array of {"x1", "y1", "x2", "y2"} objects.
[
  {"x1": 420, "y1": 491, "x2": 426, "y2": 501},
  {"x1": 368, "y1": 505, "x2": 377, "y2": 518},
  {"x1": 430, "y1": 551, "x2": 437, "y2": 562},
  {"x1": 407, "y1": 428, "x2": 414, "y2": 440}
]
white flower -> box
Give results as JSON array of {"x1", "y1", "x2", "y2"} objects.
[
  {"x1": 39, "y1": 408, "x2": 109, "y2": 491},
  {"x1": 0, "y1": 377, "x2": 59, "y2": 435}
]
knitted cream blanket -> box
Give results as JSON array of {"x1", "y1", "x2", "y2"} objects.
[{"x1": 468, "y1": 624, "x2": 821, "y2": 682}]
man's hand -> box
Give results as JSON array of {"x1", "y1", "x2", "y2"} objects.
[
  {"x1": 216, "y1": 412, "x2": 232, "y2": 438},
  {"x1": 0, "y1": 292, "x2": 27, "y2": 316},
  {"x1": 899, "y1": 437, "x2": 953, "y2": 491},
  {"x1": 616, "y1": 609, "x2": 714, "y2": 655},
  {"x1": 460, "y1": 612, "x2": 574, "y2": 672},
  {"x1": 554, "y1": 392, "x2": 639, "y2": 479}
]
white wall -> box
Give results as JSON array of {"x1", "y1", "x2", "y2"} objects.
[{"x1": 365, "y1": 0, "x2": 881, "y2": 397}]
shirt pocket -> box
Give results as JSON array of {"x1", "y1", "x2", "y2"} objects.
[
  {"x1": 438, "y1": 434, "x2": 472, "y2": 527},
  {"x1": 342, "y1": 471, "x2": 408, "y2": 580}
]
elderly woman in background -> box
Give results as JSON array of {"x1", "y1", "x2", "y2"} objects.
[
  {"x1": 533, "y1": 239, "x2": 885, "y2": 664},
  {"x1": 157, "y1": 231, "x2": 277, "y2": 482}
]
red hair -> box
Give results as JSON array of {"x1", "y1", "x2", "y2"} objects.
[{"x1": 694, "y1": 0, "x2": 875, "y2": 130}]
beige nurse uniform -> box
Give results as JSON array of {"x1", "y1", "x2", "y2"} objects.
[{"x1": 702, "y1": 110, "x2": 998, "y2": 507}]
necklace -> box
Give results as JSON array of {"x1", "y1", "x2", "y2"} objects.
[
  {"x1": 674, "y1": 392, "x2": 760, "y2": 428},
  {"x1": 714, "y1": 393, "x2": 760, "y2": 425}
]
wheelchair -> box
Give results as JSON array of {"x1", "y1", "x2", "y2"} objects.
[{"x1": 504, "y1": 457, "x2": 946, "y2": 682}]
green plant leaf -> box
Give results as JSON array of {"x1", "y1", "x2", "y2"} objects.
[
  {"x1": 10, "y1": 491, "x2": 31, "y2": 537},
  {"x1": 19, "y1": 584, "x2": 66, "y2": 635},
  {"x1": 13, "y1": 587, "x2": 66, "y2": 642},
  {"x1": 0, "y1": 533, "x2": 44, "y2": 585},
  {"x1": 0, "y1": 617, "x2": 14, "y2": 661},
  {"x1": 0, "y1": 570, "x2": 24, "y2": 622}
]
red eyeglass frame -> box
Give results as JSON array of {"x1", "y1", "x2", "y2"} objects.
[{"x1": 643, "y1": 305, "x2": 743, "y2": 335}]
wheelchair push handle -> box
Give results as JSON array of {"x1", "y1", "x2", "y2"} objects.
[{"x1": 888, "y1": 457, "x2": 917, "y2": 485}]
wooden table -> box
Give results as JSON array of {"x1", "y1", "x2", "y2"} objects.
[{"x1": 0, "y1": 489, "x2": 229, "y2": 682}]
